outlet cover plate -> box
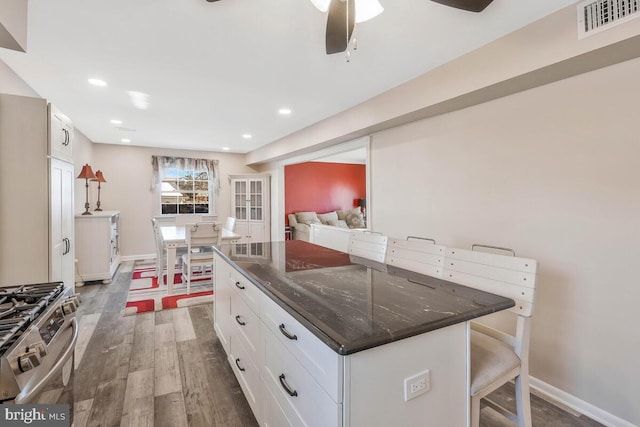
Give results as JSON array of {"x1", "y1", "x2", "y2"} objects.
[{"x1": 404, "y1": 369, "x2": 430, "y2": 401}]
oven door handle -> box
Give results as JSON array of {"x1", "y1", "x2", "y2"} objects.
[{"x1": 14, "y1": 317, "x2": 79, "y2": 405}]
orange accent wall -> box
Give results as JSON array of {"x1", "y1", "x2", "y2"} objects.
[{"x1": 285, "y1": 162, "x2": 366, "y2": 224}]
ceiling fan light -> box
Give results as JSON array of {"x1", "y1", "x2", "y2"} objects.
[
  {"x1": 310, "y1": 0, "x2": 331, "y2": 12},
  {"x1": 355, "y1": 0, "x2": 383, "y2": 23}
]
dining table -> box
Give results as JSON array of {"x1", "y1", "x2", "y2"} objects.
[{"x1": 159, "y1": 224, "x2": 242, "y2": 293}]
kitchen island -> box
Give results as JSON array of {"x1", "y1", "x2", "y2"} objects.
[{"x1": 213, "y1": 240, "x2": 514, "y2": 427}]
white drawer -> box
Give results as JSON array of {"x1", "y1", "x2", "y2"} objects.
[
  {"x1": 260, "y1": 292, "x2": 342, "y2": 403},
  {"x1": 214, "y1": 253, "x2": 231, "y2": 283},
  {"x1": 229, "y1": 267, "x2": 261, "y2": 313},
  {"x1": 213, "y1": 256, "x2": 233, "y2": 353},
  {"x1": 261, "y1": 324, "x2": 342, "y2": 427},
  {"x1": 262, "y1": 378, "x2": 297, "y2": 427},
  {"x1": 229, "y1": 335, "x2": 261, "y2": 424},
  {"x1": 214, "y1": 279, "x2": 233, "y2": 353},
  {"x1": 231, "y1": 291, "x2": 260, "y2": 368}
]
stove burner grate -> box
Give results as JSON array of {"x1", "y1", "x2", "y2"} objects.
[{"x1": 0, "y1": 282, "x2": 65, "y2": 355}]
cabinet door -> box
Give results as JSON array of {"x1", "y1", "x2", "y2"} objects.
[
  {"x1": 50, "y1": 159, "x2": 75, "y2": 288},
  {"x1": 213, "y1": 254, "x2": 233, "y2": 353},
  {"x1": 48, "y1": 104, "x2": 73, "y2": 162},
  {"x1": 230, "y1": 175, "x2": 270, "y2": 245},
  {"x1": 233, "y1": 180, "x2": 248, "y2": 220},
  {"x1": 248, "y1": 179, "x2": 264, "y2": 222}
]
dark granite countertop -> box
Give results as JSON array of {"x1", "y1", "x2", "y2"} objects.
[{"x1": 214, "y1": 240, "x2": 514, "y2": 355}]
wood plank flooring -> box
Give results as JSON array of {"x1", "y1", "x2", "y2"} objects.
[
  {"x1": 74, "y1": 261, "x2": 257, "y2": 427},
  {"x1": 74, "y1": 261, "x2": 603, "y2": 427}
]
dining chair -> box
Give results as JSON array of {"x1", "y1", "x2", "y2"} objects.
[
  {"x1": 151, "y1": 218, "x2": 165, "y2": 278},
  {"x1": 443, "y1": 244, "x2": 538, "y2": 427},
  {"x1": 384, "y1": 236, "x2": 445, "y2": 278},
  {"x1": 152, "y1": 215, "x2": 191, "y2": 282},
  {"x1": 223, "y1": 216, "x2": 236, "y2": 231},
  {"x1": 175, "y1": 214, "x2": 203, "y2": 226},
  {"x1": 181, "y1": 222, "x2": 221, "y2": 294},
  {"x1": 347, "y1": 231, "x2": 388, "y2": 263}
]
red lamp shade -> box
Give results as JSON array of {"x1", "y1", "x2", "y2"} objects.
[
  {"x1": 92, "y1": 170, "x2": 106, "y2": 183},
  {"x1": 77, "y1": 164, "x2": 96, "y2": 180}
]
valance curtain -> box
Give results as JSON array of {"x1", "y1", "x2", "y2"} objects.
[{"x1": 151, "y1": 155, "x2": 220, "y2": 213}]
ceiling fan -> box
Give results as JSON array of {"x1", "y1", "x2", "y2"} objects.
[{"x1": 316, "y1": 0, "x2": 494, "y2": 55}]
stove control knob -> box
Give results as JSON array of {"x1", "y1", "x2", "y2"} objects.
[
  {"x1": 72, "y1": 293, "x2": 82, "y2": 304},
  {"x1": 32, "y1": 341, "x2": 48, "y2": 358},
  {"x1": 62, "y1": 300, "x2": 78, "y2": 315},
  {"x1": 14, "y1": 350, "x2": 42, "y2": 374}
]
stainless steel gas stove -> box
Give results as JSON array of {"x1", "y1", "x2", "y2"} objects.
[{"x1": 0, "y1": 282, "x2": 79, "y2": 405}]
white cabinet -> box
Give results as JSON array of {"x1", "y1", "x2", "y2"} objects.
[
  {"x1": 215, "y1": 253, "x2": 264, "y2": 424},
  {"x1": 75, "y1": 211, "x2": 120, "y2": 283},
  {"x1": 214, "y1": 252, "x2": 469, "y2": 427},
  {"x1": 50, "y1": 158, "x2": 75, "y2": 288},
  {"x1": 230, "y1": 174, "x2": 270, "y2": 247},
  {"x1": 214, "y1": 252, "x2": 341, "y2": 427},
  {"x1": 48, "y1": 104, "x2": 74, "y2": 163},
  {"x1": 0, "y1": 94, "x2": 75, "y2": 289}
]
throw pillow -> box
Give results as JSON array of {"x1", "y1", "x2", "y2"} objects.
[
  {"x1": 328, "y1": 219, "x2": 349, "y2": 229},
  {"x1": 345, "y1": 212, "x2": 365, "y2": 229},
  {"x1": 337, "y1": 207, "x2": 362, "y2": 221},
  {"x1": 295, "y1": 212, "x2": 319, "y2": 224},
  {"x1": 317, "y1": 211, "x2": 339, "y2": 225}
]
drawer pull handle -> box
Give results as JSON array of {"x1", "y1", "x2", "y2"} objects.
[
  {"x1": 278, "y1": 324, "x2": 297, "y2": 340},
  {"x1": 235, "y1": 315, "x2": 246, "y2": 326},
  {"x1": 235, "y1": 281, "x2": 245, "y2": 290},
  {"x1": 235, "y1": 358, "x2": 246, "y2": 372},
  {"x1": 279, "y1": 374, "x2": 298, "y2": 397}
]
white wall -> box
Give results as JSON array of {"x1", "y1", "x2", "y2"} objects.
[
  {"x1": 91, "y1": 143, "x2": 257, "y2": 258},
  {"x1": 247, "y1": 4, "x2": 640, "y2": 166},
  {"x1": 1, "y1": 58, "x2": 94, "y2": 215},
  {"x1": 0, "y1": 58, "x2": 38, "y2": 97},
  {"x1": 370, "y1": 57, "x2": 640, "y2": 426}
]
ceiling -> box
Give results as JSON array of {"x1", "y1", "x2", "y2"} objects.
[{"x1": 0, "y1": 0, "x2": 575, "y2": 154}]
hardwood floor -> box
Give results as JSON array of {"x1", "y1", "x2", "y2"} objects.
[
  {"x1": 74, "y1": 261, "x2": 603, "y2": 427},
  {"x1": 74, "y1": 261, "x2": 257, "y2": 427}
]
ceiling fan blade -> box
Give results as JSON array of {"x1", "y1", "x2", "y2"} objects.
[
  {"x1": 430, "y1": 0, "x2": 494, "y2": 12},
  {"x1": 326, "y1": 0, "x2": 355, "y2": 54}
]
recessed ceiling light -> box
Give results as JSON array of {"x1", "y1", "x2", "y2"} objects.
[
  {"x1": 110, "y1": 119, "x2": 123, "y2": 125},
  {"x1": 121, "y1": 138, "x2": 131, "y2": 143},
  {"x1": 278, "y1": 108, "x2": 292, "y2": 115},
  {"x1": 242, "y1": 134, "x2": 252, "y2": 139},
  {"x1": 222, "y1": 147, "x2": 230, "y2": 151},
  {"x1": 88, "y1": 78, "x2": 107, "y2": 87}
]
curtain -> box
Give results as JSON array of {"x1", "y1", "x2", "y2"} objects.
[{"x1": 151, "y1": 155, "x2": 220, "y2": 213}]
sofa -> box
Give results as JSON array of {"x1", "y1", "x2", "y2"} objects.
[{"x1": 288, "y1": 208, "x2": 366, "y2": 241}]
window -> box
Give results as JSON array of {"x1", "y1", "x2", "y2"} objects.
[
  {"x1": 151, "y1": 156, "x2": 220, "y2": 215},
  {"x1": 161, "y1": 168, "x2": 209, "y2": 214}
]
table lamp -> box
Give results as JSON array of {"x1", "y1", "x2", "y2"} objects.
[
  {"x1": 77, "y1": 164, "x2": 96, "y2": 215},
  {"x1": 92, "y1": 170, "x2": 106, "y2": 211}
]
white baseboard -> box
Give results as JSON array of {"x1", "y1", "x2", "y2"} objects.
[
  {"x1": 529, "y1": 376, "x2": 637, "y2": 427},
  {"x1": 121, "y1": 254, "x2": 155, "y2": 262}
]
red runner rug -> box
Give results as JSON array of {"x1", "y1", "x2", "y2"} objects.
[{"x1": 124, "y1": 261, "x2": 213, "y2": 315}]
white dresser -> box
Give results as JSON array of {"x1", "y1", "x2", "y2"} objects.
[{"x1": 75, "y1": 211, "x2": 120, "y2": 284}]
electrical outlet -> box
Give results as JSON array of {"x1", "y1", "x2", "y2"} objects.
[{"x1": 404, "y1": 370, "x2": 430, "y2": 401}]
